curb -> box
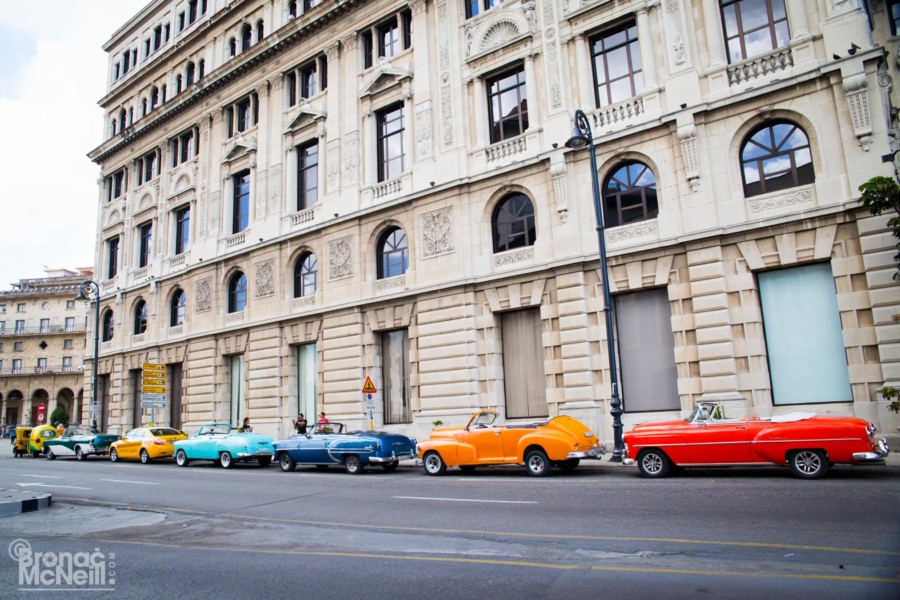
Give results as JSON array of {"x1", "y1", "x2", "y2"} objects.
[{"x1": 0, "y1": 489, "x2": 52, "y2": 518}]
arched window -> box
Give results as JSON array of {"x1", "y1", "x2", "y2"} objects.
[
  {"x1": 740, "y1": 121, "x2": 813, "y2": 197},
  {"x1": 492, "y1": 193, "x2": 536, "y2": 253},
  {"x1": 186, "y1": 62, "x2": 195, "y2": 86},
  {"x1": 101, "y1": 310, "x2": 115, "y2": 342},
  {"x1": 134, "y1": 300, "x2": 148, "y2": 335},
  {"x1": 256, "y1": 20, "x2": 264, "y2": 41},
  {"x1": 721, "y1": 0, "x2": 790, "y2": 64},
  {"x1": 170, "y1": 289, "x2": 187, "y2": 326},
  {"x1": 198, "y1": 59, "x2": 205, "y2": 79},
  {"x1": 294, "y1": 252, "x2": 318, "y2": 298},
  {"x1": 150, "y1": 86, "x2": 159, "y2": 109},
  {"x1": 289, "y1": 1, "x2": 297, "y2": 17},
  {"x1": 228, "y1": 272, "x2": 248, "y2": 313},
  {"x1": 602, "y1": 161, "x2": 658, "y2": 228},
  {"x1": 118, "y1": 110, "x2": 127, "y2": 132},
  {"x1": 241, "y1": 25, "x2": 252, "y2": 52},
  {"x1": 141, "y1": 98, "x2": 148, "y2": 116},
  {"x1": 161, "y1": 84, "x2": 167, "y2": 103},
  {"x1": 377, "y1": 227, "x2": 409, "y2": 279},
  {"x1": 228, "y1": 37, "x2": 237, "y2": 57},
  {"x1": 176, "y1": 74, "x2": 183, "y2": 94}
]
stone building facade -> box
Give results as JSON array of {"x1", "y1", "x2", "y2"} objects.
[
  {"x1": 87, "y1": 0, "x2": 900, "y2": 443},
  {"x1": 0, "y1": 269, "x2": 92, "y2": 427}
]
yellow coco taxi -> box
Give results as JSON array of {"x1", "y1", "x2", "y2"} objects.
[{"x1": 109, "y1": 426, "x2": 188, "y2": 464}]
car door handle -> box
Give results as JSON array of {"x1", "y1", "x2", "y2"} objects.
[{"x1": 493, "y1": 430, "x2": 501, "y2": 435}]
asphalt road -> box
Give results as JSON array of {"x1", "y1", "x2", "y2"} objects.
[{"x1": 0, "y1": 452, "x2": 898, "y2": 599}]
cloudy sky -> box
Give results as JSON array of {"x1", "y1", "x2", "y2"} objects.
[{"x1": 0, "y1": 0, "x2": 148, "y2": 288}]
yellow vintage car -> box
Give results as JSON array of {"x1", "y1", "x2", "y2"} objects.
[
  {"x1": 417, "y1": 411, "x2": 605, "y2": 476},
  {"x1": 109, "y1": 426, "x2": 188, "y2": 463},
  {"x1": 27, "y1": 424, "x2": 60, "y2": 458}
]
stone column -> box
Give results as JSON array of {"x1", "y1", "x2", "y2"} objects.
[
  {"x1": 473, "y1": 78, "x2": 488, "y2": 147},
  {"x1": 324, "y1": 42, "x2": 341, "y2": 194},
  {"x1": 524, "y1": 53, "x2": 540, "y2": 127},
  {"x1": 786, "y1": 0, "x2": 810, "y2": 40},
  {"x1": 573, "y1": 34, "x2": 595, "y2": 109},
  {"x1": 636, "y1": 7, "x2": 659, "y2": 89}
]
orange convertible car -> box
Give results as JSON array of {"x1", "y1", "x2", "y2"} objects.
[
  {"x1": 624, "y1": 401, "x2": 890, "y2": 479},
  {"x1": 417, "y1": 411, "x2": 605, "y2": 476}
]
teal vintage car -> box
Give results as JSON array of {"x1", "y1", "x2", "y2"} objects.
[
  {"x1": 44, "y1": 424, "x2": 121, "y2": 461},
  {"x1": 173, "y1": 423, "x2": 274, "y2": 468}
]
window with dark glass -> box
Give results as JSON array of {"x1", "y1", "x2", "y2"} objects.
[
  {"x1": 378, "y1": 20, "x2": 399, "y2": 58},
  {"x1": 186, "y1": 62, "x2": 195, "y2": 86},
  {"x1": 300, "y1": 63, "x2": 317, "y2": 98},
  {"x1": 297, "y1": 141, "x2": 318, "y2": 211},
  {"x1": 241, "y1": 24, "x2": 252, "y2": 52},
  {"x1": 107, "y1": 169, "x2": 127, "y2": 202},
  {"x1": 289, "y1": 1, "x2": 297, "y2": 17},
  {"x1": 294, "y1": 252, "x2": 318, "y2": 297},
  {"x1": 226, "y1": 94, "x2": 258, "y2": 137},
  {"x1": 377, "y1": 227, "x2": 409, "y2": 279},
  {"x1": 232, "y1": 171, "x2": 251, "y2": 233},
  {"x1": 237, "y1": 98, "x2": 251, "y2": 132},
  {"x1": 138, "y1": 222, "x2": 153, "y2": 268},
  {"x1": 603, "y1": 162, "x2": 658, "y2": 228},
  {"x1": 176, "y1": 74, "x2": 183, "y2": 94},
  {"x1": 170, "y1": 289, "x2": 187, "y2": 326},
  {"x1": 286, "y1": 56, "x2": 327, "y2": 106},
  {"x1": 466, "y1": 0, "x2": 499, "y2": 19},
  {"x1": 135, "y1": 149, "x2": 159, "y2": 186},
  {"x1": 101, "y1": 310, "x2": 115, "y2": 342},
  {"x1": 256, "y1": 20, "x2": 264, "y2": 41},
  {"x1": 381, "y1": 329, "x2": 410, "y2": 424},
  {"x1": 150, "y1": 86, "x2": 159, "y2": 110},
  {"x1": 740, "y1": 121, "x2": 813, "y2": 197},
  {"x1": 198, "y1": 59, "x2": 205, "y2": 79},
  {"x1": 891, "y1": 0, "x2": 900, "y2": 36},
  {"x1": 377, "y1": 103, "x2": 405, "y2": 182},
  {"x1": 492, "y1": 193, "x2": 536, "y2": 253},
  {"x1": 361, "y1": 12, "x2": 412, "y2": 68},
  {"x1": 229, "y1": 37, "x2": 237, "y2": 57},
  {"x1": 175, "y1": 205, "x2": 191, "y2": 255},
  {"x1": 721, "y1": 0, "x2": 790, "y2": 63},
  {"x1": 362, "y1": 30, "x2": 374, "y2": 68},
  {"x1": 171, "y1": 128, "x2": 197, "y2": 166},
  {"x1": 188, "y1": 0, "x2": 198, "y2": 24},
  {"x1": 133, "y1": 300, "x2": 148, "y2": 335},
  {"x1": 228, "y1": 273, "x2": 248, "y2": 313},
  {"x1": 304, "y1": 0, "x2": 322, "y2": 9},
  {"x1": 591, "y1": 23, "x2": 643, "y2": 108},
  {"x1": 487, "y1": 67, "x2": 528, "y2": 144},
  {"x1": 107, "y1": 236, "x2": 120, "y2": 279}
]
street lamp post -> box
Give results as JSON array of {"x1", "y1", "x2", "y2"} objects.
[
  {"x1": 76, "y1": 281, "x2": 100, "y2": 432},
  {"x1": 566, "y1": 109, "x2": 625, "y2": 462}
]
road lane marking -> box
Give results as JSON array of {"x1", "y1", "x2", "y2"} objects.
[
  {"x1": 65, "y1": 498, "x2": 900, "y2": 558},
  {"x1": 100, "y1": 479, "x2": 159, "y2": 485},
  {"x1": 393, "y1": 496, "x2": 537, "y2": 504},
  {"x1": 15, "y1": 483, "x2": 91, "y2": 490},
  {"x1": 84, "y1": 538, "x2": 900, "y2": 584},
  {"x1": 22, "y1": 475, "x2": 63, "y2": 479}
]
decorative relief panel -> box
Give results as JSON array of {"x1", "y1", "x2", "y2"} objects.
[
  {"x1": 747, "y1": 187, "x2": 813, "y2": 213},
  {"x1": 550, "y1": 161, "x2": 568, "y2": 222},
  {"x1": 606, "y1": 220, "x2": 659, "y2": 243},
  {"x1": 376, "y1": 275, "x2": 406, "y2": 292},
  {"x1": 256, "y1": 169, "x2": 268, "y2": 216},
  {"x1": 437, "y1": 1, "x2": 453, "y2": 147},
  {"x1": 255, "y1": 260, "x2": 275, "y2": 297},
  {"x1": 540, "y1": 0, "x2": 562, "y2": 110},
  {"x1": 327, "y1": 139, "x2": 341, "y2": 191},
  {"x1": 464, "y1": 9, "x2": 531, "y2": 59},
  {"x1": 208, "y1": 191, "x2": 220, "y2": 236},
  {"x1": 415, "y1": 103, "x2": 434, "y2": 159},
  {"x1": 269, "y1": 165, "x2": 282, "y2": 208},
  {"x1": 843, "y1": 73, "x2": 873, "y2": 151},
  {"x1": 328, "y1": 237, "x2": 353, "y2": 281},
  {"x1": 291, "y1": 296, "x2": 316, "y2": 310},
  {"x1": 195, "y1": 279, "x2": 212, "y2": 312},
  {"x1": 494, "y1": 246, "x2": 535, "y2": 267},
  {"x1": 343, "y1": 131, "x2": 359, "y2": 185},
  {"x1": 677, "y1": 123, "x2": 700, "y2": 191},
  {"x1": 421, "y1": 207, "x2": 454, "y2": 258}
]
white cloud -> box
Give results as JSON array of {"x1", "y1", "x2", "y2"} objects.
[{"x1": 0, "y1": 0, "x2": 146, "y2": 288}]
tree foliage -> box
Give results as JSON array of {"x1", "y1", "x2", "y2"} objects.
[
  {"x1": 858, "y1": 175, "x2": 900, "y2": 279},
  {"x1": 49, "y1": 405, "x2": 69, "y2": 428}
]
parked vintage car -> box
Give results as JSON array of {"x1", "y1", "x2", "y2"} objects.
[
  {"x1": 44, "y1": 424, "x2": 120, "y2": 460},
  {"x1": 26, "y1": 425, "x2": 60, "y2": 458},
  {"x1": 173, "y1": 423, "x2": 274, "y2": 468},
  {"x1": 109, "y1": 426, "x2": 188, "y2": 463},
  {"x1": 274, "y1": 422, "x2": 417, "y2": 474},
  {"x1": 623, "y1": 401, "x2": 891, "y2": 479},
  {"x1": 12, "y1": 426, "x2": 33, "y2": 457},
  {"x1": 417, "y1": 411, "x2": 605, "y2": 476}
]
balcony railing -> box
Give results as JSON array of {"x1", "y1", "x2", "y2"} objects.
[
  {"x1": 0, "y1": 364, "x2": 82, "y2": 376},
  {"x1": 589, "y1": 96, "x2": 645, "y2": 132},
  {"x1": 485, "y1": 136, "x2": 526, "y2": 163},
  {"x1": 0, "y1": 324, "x2": 86, "y2": 337},
  {"x1": 727, "y1": 47, "x2": 793, "y2": 86}
]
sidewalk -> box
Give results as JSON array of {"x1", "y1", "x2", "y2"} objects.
[{"x1": 0, "y1": 489, "x2": 52, "y2": 518}]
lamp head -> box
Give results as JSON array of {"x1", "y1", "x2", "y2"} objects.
[{"x1": 565, "y1": 109, "x2": 592, "y2": 150}]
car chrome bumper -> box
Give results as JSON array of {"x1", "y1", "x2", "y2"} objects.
[
  {"x1": 237, "y1": 451, "x2": 274, "y2": 458},
  {"x1": 369, "y1": 452, "x2": 416, "y2": 464},
  {"x1": 568, "y1": 444, "x2": 606, "y2": 459},
  {"x1": 852, "y1": 438, "x2": 890, "y2": 462}
]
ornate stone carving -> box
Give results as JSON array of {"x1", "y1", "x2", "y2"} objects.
[
  {"x1": 494, "y1": 247, "x2": 534, "y2": 267},
  {"x1": 408, "y1": 0, "x2": 426, "y2": 16},
  {"x1": 291, "y1": 295, "x2": 316, "y2": 310},
  {"x1": 324, "y1": 43, "x2": 340, "y2": 62},
  {"x1": 748, "y1": 188, "x2": 813, "y2": 213},
  {"x1": 843, "y1": 73, "x2": 873, "y2": 151},
  {"x1": 328, "y1": 237, "x2": 353, "y2": 280},
  {"x1": 550, "y1": 162, "x2": 568, "y2": 222},
  {"x1": 375, "y1": 275, "x2": 406, "y2": 292},
  {"x1": 422, "y1": 207, "x2": 453, "y2": 258},
  {"x1": 415, "y1": 104, "x2": 434, "y2": 158},
  {"x1": 256, "y1": 169, "x2": 268, "y2": 216},
  {"x1": 343, "y1": 131, "x2": 359, "y2": 184},
  {"x1": 607, "y1": 220, "x2": 658, "y2": 243},
  {"x1": 270, "y1": 164, "x2": 282, "y2": 206},
  {"x1": 195, "y1": 279, "x2": 212, "y2": 312},
  {"x1": 255, "y1": 260, "x2": 275, "y2": 297},
  {"x1": 677, "y1": 123, "x2": 700, "y2": 191},
  {"x1": 209, "y1": 191, "x2": 220, "y2": 235},
  {"x1": 327, "y1": 139, "x2": 341, "y2": 191}
]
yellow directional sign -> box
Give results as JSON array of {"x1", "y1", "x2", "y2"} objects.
[
  {"x1": 142, "y1": 363, "x2": 165, "y2": 373},
  {"x1": 142, "y1": 385, "x2": 167, "y2": 394},
  {"x1": 142, "y1": 377, "x2": 167, "y2": 387},
  {"x1": 361, "y1": 376, "x2": 377, "y2": 394}
]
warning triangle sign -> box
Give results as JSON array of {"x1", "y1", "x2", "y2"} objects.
[{"x1": 361, "y1": 376, "x2": 377, "y2": 394}]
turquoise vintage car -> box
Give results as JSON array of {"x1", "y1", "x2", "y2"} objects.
[{"x1": 173, "y1": 423, "x2": 274, "y2": 468}]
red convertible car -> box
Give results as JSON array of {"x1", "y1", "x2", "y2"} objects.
[{"x1": 623, "y1": 402, "x2": 889, "y2": 479}]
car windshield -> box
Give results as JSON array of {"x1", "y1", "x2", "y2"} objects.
[
  {"x1": 150, "y1": 428, "x2": 182, "y2": 436},
  {"x1": 65, "y1": 426, "x2": 90, "y2": 437},
  {"x1": 686, "y1": 403, "x2": 727, "y2": 423},
  {"x1": 472, "y1": 412, "x2": 497, "y2": 427},
  {"x1": 311, "y1": 423, "x2": 344, "y2": 434},
  {"x1": 200, "y1": 425, "x2": 232, "y2": 435}
]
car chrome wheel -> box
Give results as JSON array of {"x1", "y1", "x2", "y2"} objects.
[
  {"x1": 525, "y1": 449, "x2": 551, "y2": 477},
  {"x1": 219, "y1": 451, "x2": 234, "y2": 469},
  {"x1": 637, "y1": 449, "x2": 671, "y2": 478},
  {"x1": 175, "y1": 449, "x2": 189, "y2": 467},
  {"x1": 789, "y1": 450, "x2": 828, "y2": 479},
  {"x1": 110, "y1": 449, "x2": 119, "y2": 463},
  {"x1": 344, "y1": 455, "x2": 363, "y2": 475},
  {"x1": 279, "y1": 453, "x2": 296, "y2": 472},
  {"x1": 75, "y1": 447, "x2": 85, "y2": 461},
  {"x1": 140, "y1": 449, "x2": 150, "y2": 464},
  {"x1": 423, "y1": 451, "x2": 446, "y2": 476},
  {"x1": 46, "y1": 449, "x2": 56, "y2": 460}
]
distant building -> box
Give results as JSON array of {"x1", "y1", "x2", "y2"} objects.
[
  {"x1": 0, "y1": 268, "x2": 92, "y2": 427},
  {"x1": 87, "y1": 1, "x2": 899, "y2": 442}
]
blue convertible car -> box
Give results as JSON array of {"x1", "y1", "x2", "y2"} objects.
[
  {"x1": 173, "y1": 423, "x2": 275, "y2": 468},
  {"x1": 274, "y1": 423, "x2": 416, "y2": 474}
]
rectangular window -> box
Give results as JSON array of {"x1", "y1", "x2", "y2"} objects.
[
  {"x1": 0, "y1": 342, "x2": 3, "y2": 352},
  {"x1": 487, "y1": 67, "x2": 528, "y2": 144},
  {"x1": 237, "y1": 98, "x2": 252, "y2": 132},
  {"x1": 135, "y1": 149, "x2": 159, "y2": 186},
  {"x1": 296, "y1": 343, "x2": 318, "y2": 422},
  {"x1": 466, "y1": 0, "x2": 499, "y2": 19},
  {"x1": 36, "y1": 357, "x2": 47, "y2": 373},
  {"x1": 66, "y1": 300, "x2": 75, "y2": 309},
  {"x1": 501, "y1": 309, "x2": 547, "y2": 419},
  {"x1": 300, "y1": 63, "x2": 317, "y2": 98},
  {"x1": 62, "y1": 356, "x2": 73, "y2": 372},
  {"x1": 15, "y1": 320, "x2": 24, "y2": 333},
  {"x1": 107, "y1": 236, "x2": 120, "y2": 278},
  {"x1": 171, "y1": 128, "x2": 197, "y2": 166},
  {"x1": 382, "y1": 329, "x2": 410, "y2": 424},
  {"x1": 759, "y1": 263, "x2": 852, "y2": 405},
  {"x1": 131, "y1": 369, "x2": 143, "y2": 429},
  {"x1": 108, "y1": 169, "x2": 127, "y2": 201},
  {"x1": 138, "y1": 222, "x2": 153, "y2": 268},
  {"x1": 591, "y1": 24, "x2": 644, "y2": 108},
  {"x1": 153, "y1": 26, "x2": 162, "y2": 50},
  {"x1": 402, "y1": 9, "x2": 412, "y2": 49},
  {"x1": 362, "y1": 30, "x2": 374, "y2": 69},
  {"x1": 144, "y1": 38, "x2": 151, "y2": 58},
  {"x1": 615, "y1": 288, "x2": 679, "y2": 412},
  {"x1": 65, "y1": 317, "x2": 75, "y2": 331},
  {"x1": 175, "y1": 205, "x2": 191, "y2": 255},
  {"x1": 39, "y1": 319, "x2": 49, "y2": 333},
  {"x1": 178, "y1": 11, "x2": 185, "y2": 32},
  {"x1": 892, "y1": 0, "x2": 900, "y2": 36},
  {"x1": 286, "y1": 72, "x2": 297, "y2": 106},
  {"x1": 64, "y1": 339, "x2": 73, "y2": 349},
  {"x1": 721, "y1": 0, "x2": 790, "y2": 63},
  {"x1": 376, "y1": 103, "x2": 405, "y2": 182},
  {"x1": 297, "y1": 141, "x2": 319, "y2": 210},
  {"x1": 0, "y1": 321, "x2": 4, "y2": 333},
  {"x1": 16, "y1": 304, "x2": 25, "y2": 313},
  {"x1": 12, "y1": 358, "x2": 22, "y2": 374},
  {"x1": 14, "y1": 342, "x2": 23, "y2": 352},
  {"x1": 230, "y1": 355, "x2": 246, "y2": 425},
  {"x1": 378, "y1": 20, "x2": 399, "y2": 58},
  {"x1": 232, "y1": 171, "x2": 251, "y2": 233}
]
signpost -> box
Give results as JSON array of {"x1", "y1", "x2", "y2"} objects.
[
  {"x1": 362, "y1": 376, "x2": 377, "y2": 430},
  {"x1": 141, "y1": 363, "x2": 167, "y2": 424},
  {"x1": 37, "y1": 403, "x2": 45, "y2": 425}
]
